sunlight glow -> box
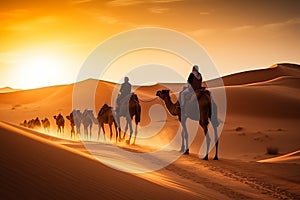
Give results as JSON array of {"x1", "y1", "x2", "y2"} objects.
[{"x1": 15, "y1": 50, "x2": 70, "y2": 89}]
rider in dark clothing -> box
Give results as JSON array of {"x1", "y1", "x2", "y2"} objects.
[
  {"x1": 120, "y1": 77, "x2": 131, "y2": 97},
  {"x1": 180, "y1": 65, "x2": 202, "y2": 111},
  {"x1": 116, "y1": 77, "x2": 132, "y2": 107},
  {"x1": 187, "y1": 65, "x2": 202, "y2": 91}
]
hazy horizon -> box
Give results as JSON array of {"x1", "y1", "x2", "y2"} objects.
[
  {"x1": 1, "y1": 0, "x2": 300, "y2": 89},
  {"x1": 1, "y1": 62, "x2": 299, "y2": 90}
]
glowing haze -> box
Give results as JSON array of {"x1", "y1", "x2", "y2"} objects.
[{"x1": 0, "y1": 0, "x2": 299, "y2": 89}]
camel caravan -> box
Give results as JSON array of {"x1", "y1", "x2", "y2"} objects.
[
  {"x1": 19, "y1": 96, "x2": 141, "y2": 145},
  {"x1": 19, "y1": 66, "x2": 220, "y2": 159},
  {"x1": 21, "y1": 117, "x2": 50, "y2": 132}
]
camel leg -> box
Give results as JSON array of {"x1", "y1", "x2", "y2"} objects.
[
  {"x1": 89, "y1": 125, "x2": 92, "y2": 141},
  {"x1": 84, "y1": 127, "x2": 87, "y2": 140},
  {"x1": 213, "y1": 125, "x2": 219, "y2": 160},
  {"x1": 71, "y1": 126, "x2": 75, "y2": 139},
  {"x1": 126, "y1": 118, "x2": 133, "y2": 145},
  {"x1": 109, "y1": 123, "x2": 113, "y2": 141},
  {"x1": 181, "y1": 119, "x2": 189, "y2": 155},
  {"x1": 211, "y1": 99, "x2": 219, "y2": 160},
  {"x1": 180, "y1": 118, "x2": 187, "y2": 153},
  {"x1": 116, "y1": 116, "x2": 122, "y2": 141},
  {"x1": 98, "y1": 124, "x2": 104, "y2": 141},
  {"x1": 114, "y1": 122, "x2": 119, "y2": 142},
  {"x1": 180, "y1": 129, "x2": 185, "y2": 152},
  {"x1": 123, "y1": 120, "x2": 128, "y2": 140},
  {"x1": 76, "y1": 125, "x2": 81, "y2": 138},
  {"x1": 97, "y1": 125, "x2": 100, "y2": 141},
  {"x1": 202, "y1": 124, "x2": 210, "y2": 160},
  {"x1": 132, "y1": 122, "x2": 138, "y2": 145},
  {"x1": 101, "y1": 124, "x2": 106, "y2": 141}
]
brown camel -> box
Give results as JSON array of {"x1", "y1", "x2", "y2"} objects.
[
  {"x1": 66, "y1": 113, "x2": 75, "y2": 138},
  {"x1": 24, "y1": 117, "x2": 41, "y2": 129},
  {"x1": 82, "y1": 109, "x2": 97, "y2": 140},
  {"x1": 116, "y1": 93, "x2": 141, "y2": 145},
  {"x1": 53, "y1": 114, "x2": 65, "y2": 136},
  {"x1": 66, "y1": 110, "x2": 83, "y2": 139},
  {"x1": 97, "y1": 103, "x2": 119, "y2": 142},
  {"x1": 156, "y1": 89, "x2": 219, "y2": 160},
  {"x1": 41, "y1": 118, "x2": 50, "y2": 133}
]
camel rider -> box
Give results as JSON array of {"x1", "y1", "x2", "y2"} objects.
[
  {"x1": 180, "y1": 65, "x2": 202, "y2": 110},
  {"x1": 117, "y1": 76, "x2": 132, "y2": 107}
]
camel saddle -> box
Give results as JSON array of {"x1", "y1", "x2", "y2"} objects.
[
  {"x1": 117, "y1": 93, "x2": 133, "y2": 116},
  {"x1": 185, "y1": 87, "x2": 210, "y2": 102}
]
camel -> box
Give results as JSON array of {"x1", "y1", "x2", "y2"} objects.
[
  {"x1": 66, "y1": 110, "x2": 83, "y2": 139},
  {"x1": 156, "y1": 89, "x2": 219, "y2": 160},
  {"x1": 115, "y1": 93, "x2": 141, "y2": 145},
  {"x1": 21, "y1": 118, "x2": 42, "y2": 130},
  {"x1": 53, "y1": 114, "x2": 65, "y2": 136},
  {"x1": 97, "y1": 103, "x2": 119, "y2": 142},
  {"x1": 41, "y1": 118, "x2": 50, "y2": 133},
  {"x1": 66, "y1": 113, "x2": 75, "y2": 138},
  {"x1": 26, "y1": 117, "x2": 41, "y2": 129},
  {"x1": 82, "y1": 109, "x2": 97, "y2": 140},
  {"x1": 20, "y1": 120, "x2": 28, "y2": 127}
]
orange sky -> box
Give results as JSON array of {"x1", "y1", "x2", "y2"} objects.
[{"x1": 0, "y1": 0, "x2": 300, "y2": 89}]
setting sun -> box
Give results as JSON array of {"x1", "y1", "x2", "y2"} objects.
[{"x1": 15, "y1": 50, "x2": 70, "y2": 89}]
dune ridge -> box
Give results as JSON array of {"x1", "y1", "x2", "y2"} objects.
[
  {"x1": 258, "y1": 149, "x2": 300, "y2": 164},
  {"x1": 220, "y1": 63, "x2": 300, "y2": 86}
]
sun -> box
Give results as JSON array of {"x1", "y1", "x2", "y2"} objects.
[{"x1": 16, "y1": 51, "x2": 68, "y2": 89}]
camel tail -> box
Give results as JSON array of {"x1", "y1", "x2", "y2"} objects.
[{"x1": 135, "y1": 104, "x2": 141, "y2": 124}]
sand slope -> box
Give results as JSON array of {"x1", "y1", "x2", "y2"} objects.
[
  {"x1": 1, "y1": 122, "x2": 299, "y2": 199},
  {"x1": 0, "y1": 122, "x2": 201, "y2": 200}
]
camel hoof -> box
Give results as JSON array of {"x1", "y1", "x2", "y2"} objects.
[
  {"x1": 126, "y1": 140, "x2": 130, "y2": 145},
  {"x1": 203, "y1": 156, "x2": 208, "y2": 160},
  {"x1": 213, "y1": 156, "x2": 219, "y2": 160},
  {"x1": 184, "y1": 149, "x2": 189, "y2": 155}
]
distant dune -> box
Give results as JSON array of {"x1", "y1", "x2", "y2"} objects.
[
  {"x1": 0, "y1": 87, "x2": 20, "y2": 93},
  {"x1": 221, "y1": 63, "x2": 300, "y2": 86}
]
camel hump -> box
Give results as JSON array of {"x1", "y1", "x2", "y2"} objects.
[
  {"x1": 194, "y1": 88, "x2": 210, "y2": 100},
  {"x1": 98, "y1": 104, "x2": 112, "y2": 116}
]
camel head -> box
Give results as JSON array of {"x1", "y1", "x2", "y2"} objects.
[{"x1": 156, "y1": 90, "x2": 170, "y2": 100}]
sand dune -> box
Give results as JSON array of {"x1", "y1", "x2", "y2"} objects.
[
  {"x1": 258, "y1": 150, "x2": 300, "y2": 164},
  {"x1": 0, "y1": 122, "x2": 201, "y2": 200},
  {"x1": 0, "y1": 63, "x2": 299, "y2": 199},
  {"x1": 220, "y1": 63, "x2": 300, "y2": 86},
  {"x1": 1, "y1": 122, "x2": 299, "y2": 199},
  {"x1": 0, "y1": 87, "x2": 20, "y2": 93}
]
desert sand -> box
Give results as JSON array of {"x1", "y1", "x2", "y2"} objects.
[{"x1": 0, "y1": 63, "x2": 299, "y2": 199}]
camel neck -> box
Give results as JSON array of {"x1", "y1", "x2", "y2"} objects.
[{"x1": 163, "y1": 95, "x2": 180, "y2": 116}]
